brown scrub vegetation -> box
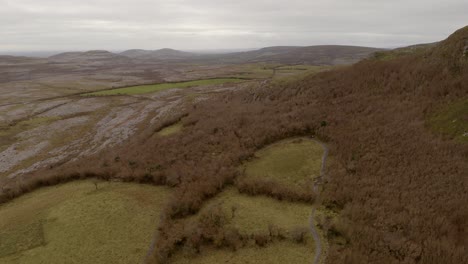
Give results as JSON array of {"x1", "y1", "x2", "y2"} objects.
[{"x1": 2, "y1": 27, "x2": 467, "y2": 263}]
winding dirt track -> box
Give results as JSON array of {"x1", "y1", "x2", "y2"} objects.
[{"x1": 309, "y1": 139, "x2": 329, "y2": 264}]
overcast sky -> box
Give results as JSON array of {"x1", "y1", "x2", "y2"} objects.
[{"x1": 1, "y1": 0, "x2": 467, "y2": 53}]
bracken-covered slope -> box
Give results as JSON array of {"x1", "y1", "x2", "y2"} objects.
[{"x1": 1, "y1": 27, "x2": 467, "y2": 264}]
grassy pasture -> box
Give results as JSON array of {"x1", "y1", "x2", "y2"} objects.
[
  {"x1": 172, "y1": 241, "x2": 314, "y2": 264},
  {"x1": 83, "y1": 78, "x2": 245, "y2": 96},
  {"x1": 173, "y1": 138, "x2": 326, "y2": 263},
  {"x1": 157, "y1": 122, "x2": 183, "y2": 137},
  {"x1": 243, "y1": 137, "x2": 323, "y2": 188},
  {"x1": 0, "y1": 180, "x2": 170, "y2": 264},
  {"x1": 174, "y1": 188, "x2": 314, "y2": 263},
  {"x1": 198, "y1": 188, "x2": 313, "y2": 237},
  {"x1": 0, "y1": 117, "x2": 59, "y2": 152},
  {"x1": 228, "y1": 64, "x2": 278, "y2": 79},
  {"x1": 428, "y1": 99, "x2": 468, "y2": 142},
  {"x1": 273, "y1": 65, "x2": 332, "y2": 84}
]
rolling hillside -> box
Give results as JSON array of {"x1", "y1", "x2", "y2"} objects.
[
  {"x1": 0, "y1": 25, "x2": 466, "y2": 264},
  {"x1": 211, "y1": 45, "x2": 384, "y2": 65},
  {"x1": 48, "y1": 50, "x2": 132, "y2": 65},
  {"x1": 119, "y1": 45, "x2": 383, "y2": 65},
  {"x1": 4, "y1": 26, "x2": 465, "y2": 264},
  {"x1": 120, "y1": 48, "x2": 197, "y2": 61}
]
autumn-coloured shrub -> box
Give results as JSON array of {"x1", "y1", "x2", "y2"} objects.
[
  {"x1": 290, "y1": 226, "x2": 309, "y2": 244},
  {"x1": 3, "y1": 26, "x2": 468, "y2": 264},
  {"x1": 236, "y1": 177, "x2": 316, "y2": 203}
]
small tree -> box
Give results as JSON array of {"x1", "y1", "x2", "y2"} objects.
[
  {"x1": 92, "y1": 180, "x2": 99, "y2": 190},
  {"x1": 231, "y1": 205, "x2": 238, "y2": 218},
  {"x1": 291, "y1": 226, "x2": 309, "y2": 244}
]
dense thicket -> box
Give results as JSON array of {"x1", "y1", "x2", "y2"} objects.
[{"x1": 2, "y1": 27, "x2": 467, "y2": 263}]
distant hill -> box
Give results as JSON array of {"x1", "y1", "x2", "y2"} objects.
[
  {"x1": 48, "y1": 50, "x2": 132, "y2": 65},
  {"x1": 120, "y1": 48, "x2": 197, "y2": 61},
  {"x1": 206, "y1": 45, "x2": 384, "y2": 65},
  {"x1": 0, "y1": 55, "x2": 46, "y2": 66},
  {"x1": 3, "y1": 45, "x2": 384, "y2": 67},
  {"x1": 373, "y1": 42, "x2": 439, "y2": 60},
  {"x1": 119, "y1": 45, "x2": 383, "y2": 65}
]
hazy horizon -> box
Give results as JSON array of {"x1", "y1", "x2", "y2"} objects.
[{"x1": 1, "y1": 0, "x2": 467, "y2": 55}]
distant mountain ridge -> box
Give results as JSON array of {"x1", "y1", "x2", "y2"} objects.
[
  {"x1": 48, "y1": 50, "x2": 131, "y2": 65},
  {"x1": 3, "y1": 45, "x2": 386, "y2": 66},
  {"x1": 118, "y1": 45, "x2": 384, "y2": 65},
  {"x1": 211, "y1": 45, "x2": 385, "y2": 65},
  {"x1": 120, "y1": 48, "x2": 196, "y2": 60}
]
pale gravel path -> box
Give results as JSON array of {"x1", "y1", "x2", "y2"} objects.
[{"x1": 310, "y1": 139, "x2": 329, "y2": 264}]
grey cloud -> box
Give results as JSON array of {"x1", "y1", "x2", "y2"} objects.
[{"x1": 0, "y1": 0, "x2": 467, "y2": 52}]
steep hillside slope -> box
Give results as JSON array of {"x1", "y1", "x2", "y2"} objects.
[
  {"x1": 373, "y1": 42, "x2": 439, "y2": 60},
  {"x1": 2, "y1": 27, "x2": 467, "y2": 264}
]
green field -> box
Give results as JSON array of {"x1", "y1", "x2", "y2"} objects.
[
  {"x1": 157, "y1": 122, "x2": 183, "y2": 136},
  {"x1": 428, "y1": 99, "x2": 468, "y2": 142},
  {"x1": 273, "y1": 65, "x2": 332, "y2": 84},
  {"x1": 172, "y1": 241, "x2": 314, "y2": 264},
  {"x1": 243, "y1": 137, "x2": 323, "y2": 187},
  {"x1": 174, "y1": 188, "x2": 314, "y2": 263},
  {"x1": 228, "y1": 64, "x2": 278, "y2": 79},
  {"x1": 172, "y1": 138, "x2": 325, "y2": 263},
  {"x1": 0, "y1": 180, "x2": 170, "y2": 264},
  {"x1": 198, "y1": 188, "x2": 313, "y2": 236},
  {"x1": 0, "y1": 116, "x2": 60, "y2": 153},
  {"x1": 83, "y1": 78, "x2": 245, "y2": 96}
]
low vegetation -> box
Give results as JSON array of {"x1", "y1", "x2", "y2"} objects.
[
  {"x1": 171, "y1": 241, "x2": 314, "y2": 264},
  {"x1": 160, "y1": 188, "x2": 314, "y2": 263},
  {"x1": 242, "y1": 137, "x2": 323, "y2": 187},
  {"x1": 157, "y1": 122, "x2": 183, "y2": 137},
  {"x1": 427, "y1": 99, "x2": 468, "y2": 142},
  {"x1": 0, "y1": 117, "x2": 59, "y2": 148},
  {"x1": 0, "y1": 180, "x2": 170, "y2": 264},
  {"x1": 149, "y1": 138, "x2": 322, "y2": 263},
  {"x1": 2, "y1": 27, "x2": 467, "y2": 264},
  {"x1": 195, "y1": 188, "x2": 312, "y2": 237},
  {"x1": 83, "y1": 78, "x2": 245, "y2": 96},
  {"x1": 372, "y1": 43, "x2": 438, "y2": 61},
  {"x1": 227, "y1": 64, "x2": 278, "y2": 79},
  {"x1": 272, "y1": 65, "x2": 333, "y2": 86}
]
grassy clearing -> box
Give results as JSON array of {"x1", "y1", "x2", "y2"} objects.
[
  {"x1": 0, "y1": 117, "x2": 60, "y2": 150},
  {"x1": 276, "y1": 65, "x2": 324, "y2": 71},
  {"x1": 199, "y1": 188, "x2": 313, "y2": 236},
  {"x1": 372, "y1": 43, "x2": 436, "y2": 61},
  {"x1": 273, "y1": 65, "x2": 332, "y2": 84},
  {"x1": 428, "y1": 99, "x2": 468, "y2": 142},
  {"x1": 82, "y1": 78, "x2": 245, "y2": 96},
  {"x1": 157, "y1": 122, "x2": 183, "y2": 137},
  {"x1": 0, "y1": 180, "x2": 170, "y2": 264},
  {"x1": 243, "y1": 137, "x2": 323, "y2": 188},
  {"x1": 228, "y1": 64, "x2": 278, "y2": 79},
  {"x1": 0, "y1": 117, "x2": 59, "y2": 137},
  {"x1": 172, "y1": 241, "x2": 314, "y2": 264},
  {"x1": 173, "y1": 187, "x2": 314, "y2": 263}
]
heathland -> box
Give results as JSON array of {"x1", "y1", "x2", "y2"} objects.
[{"x1": 0, "y1": 27, "x2": 467, "y2": 264}]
